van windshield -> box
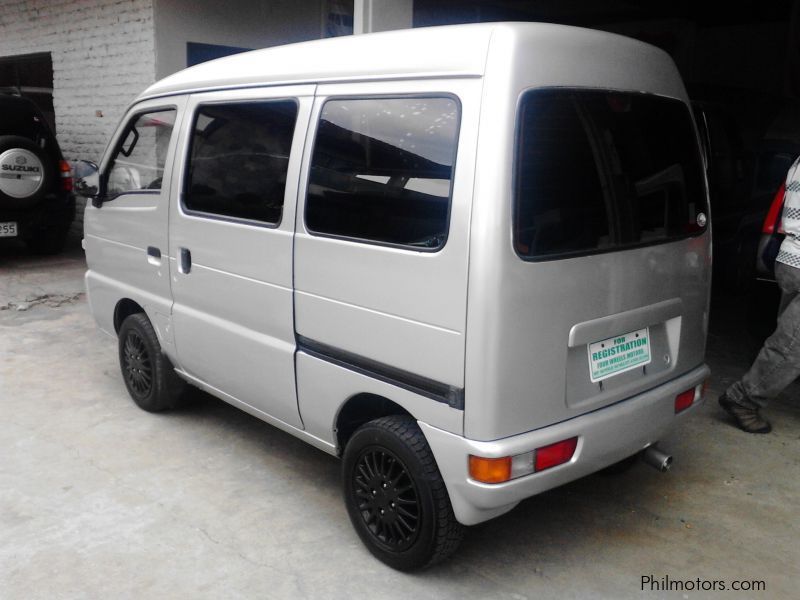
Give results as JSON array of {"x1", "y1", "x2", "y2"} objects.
[{"x1": 514, "y1": 89, "x2": 707, "y2": 260}]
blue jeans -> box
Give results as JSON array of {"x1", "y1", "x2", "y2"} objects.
[{"x1": 726, "y1": 262, "x2": 800, "y2": 409}]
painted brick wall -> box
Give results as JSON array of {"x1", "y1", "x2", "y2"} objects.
[{"x1": 0, "y1": 0, "x2": 157, "y2": 233}]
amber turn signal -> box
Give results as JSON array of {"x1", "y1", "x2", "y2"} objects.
[{"x1": 468, "y1": 455, "x2": 512, "y2": 484}]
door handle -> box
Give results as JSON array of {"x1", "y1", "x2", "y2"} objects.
[
  {"x1": 179, "y1": 247, "x2": 192, "y2": 274},
  {"x1": 146, "y1": 246, "x2": 161, "y2": 266}
]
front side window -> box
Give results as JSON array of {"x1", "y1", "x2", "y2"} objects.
[
  {"x1": 306, "y1": 96, "x2": 459, "y2": 250},
  {"x1": 106, "y1": 109, "x2": 176, "y2": 198},
  {"x1": 514, "y1": 90, "x2": 707, "y2": 260},
  {"x1": 183, "y1": 100, "x2": 298, "y2": 224}
]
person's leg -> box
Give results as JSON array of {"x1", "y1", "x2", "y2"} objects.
[
  {"x1": 721, "y1": 263, "x2": 800, "y2": 432},
  {"x1": 776, "y1": 262, "x2": 799, "y2": 316}
]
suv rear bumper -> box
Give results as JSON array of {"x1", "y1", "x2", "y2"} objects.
[
  {"x1": 420, "y1": 364, "x2": 710, "y2": 526},
  {"x1": 0, "y1": 193, "x2": 75, "y2": 239}
]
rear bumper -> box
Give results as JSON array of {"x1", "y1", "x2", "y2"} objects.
[
  {"x1": 420, "y1": 364, "x2": 709, "y2": 526},
  {"x1": 0, "y1": 193, "x2": 75, "y2": 238}
]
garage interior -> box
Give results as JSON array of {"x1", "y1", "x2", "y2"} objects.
[
  {"x1": 1, "y1": 1, "x2": 799, "y2": 598},
  {"x1": 0, "y1": 52, "x2": 55, "y2": 133},
  {"x1": 416, "y1": 0, "x2": 800, "y2": 312}
]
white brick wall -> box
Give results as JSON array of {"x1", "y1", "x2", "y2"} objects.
[
  {"x1": 0, "y1": 0, "x2": 157, "y2": 233},
  {"x1": 0, "y1": 0, "x2": 156, "y2": 161}
]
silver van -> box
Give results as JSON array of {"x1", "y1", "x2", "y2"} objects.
[{"x1": 80, "y1": 22, "x2": 711, "y2": 570}]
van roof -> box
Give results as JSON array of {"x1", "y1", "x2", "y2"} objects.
[{"x1": 139, "y1": 22, "x2": 672, "y2": 101}]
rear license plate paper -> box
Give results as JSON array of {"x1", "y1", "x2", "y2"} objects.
[{"x1": 588, "y1": 328, "x2": 651, "y2": 382}]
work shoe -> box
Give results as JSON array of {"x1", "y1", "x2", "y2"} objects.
[{"x1": 718, "y1": 394, "x2": 772, "y2": 434}]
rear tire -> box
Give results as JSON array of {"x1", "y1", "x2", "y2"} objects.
[
  {"x1": 342, "y1": 415, "x2": 464, "y2": 570},
  {"x1": 118, "y1": 313, "x2": 186, "y2": 412}
]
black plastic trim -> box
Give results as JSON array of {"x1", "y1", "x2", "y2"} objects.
[{"x1": 296, "y1": 335, "x2": 464, "y2": 410}]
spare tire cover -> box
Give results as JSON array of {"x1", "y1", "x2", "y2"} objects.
[{"x1": 0, "y1": 147, "x2": 45, "y2": 199}]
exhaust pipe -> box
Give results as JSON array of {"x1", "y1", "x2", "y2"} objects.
[{"x1": 642, "y1": 445, "x2": 672, "y2": 472}]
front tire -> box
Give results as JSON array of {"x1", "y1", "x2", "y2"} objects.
[
  {"x1": 342, "y1": 415, "x2": 464, "y2": 570},
  {"x1": 118, "y1": 313, "x2": 186, "y2": 412}
]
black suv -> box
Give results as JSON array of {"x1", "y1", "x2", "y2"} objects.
[{"x1": 0, "y1": 94, "x2": 75, "y2": 254}]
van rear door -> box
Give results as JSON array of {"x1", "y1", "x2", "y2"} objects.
[{"x1": 465, "y1": 89, "x2": 710, "y2": 441}]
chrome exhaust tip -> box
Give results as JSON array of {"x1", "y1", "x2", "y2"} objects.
[{"x1": 642, "y1": 445, "x2": 672, "y2": 472}]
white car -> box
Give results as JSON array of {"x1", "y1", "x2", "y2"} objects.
[{"x1": 80, "y1": 22, "x2": 711, "y2": 569}]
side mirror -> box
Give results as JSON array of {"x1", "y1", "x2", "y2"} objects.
[{"x1": 72, "y1": 160, "x2": 101, "y2": 205}]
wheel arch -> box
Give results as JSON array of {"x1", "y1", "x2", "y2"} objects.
[
  {"x1": 113, "y1": 298, "x2": 146, "y2": 334},
  {"x1": 334, "y1": 393, "x2": 413, "y2": 455}
]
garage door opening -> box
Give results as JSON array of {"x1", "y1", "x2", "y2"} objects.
[{"x1": 0, "y1": 52, "x2": 55, "y2": 134}]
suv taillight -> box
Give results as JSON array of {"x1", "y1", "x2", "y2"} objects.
[
  {"x1": 762, "y1": 182, "x2": 786, "y2": 235},
  {"x1": 59, "y1": 160, "x2": 73, "y2": 193}
]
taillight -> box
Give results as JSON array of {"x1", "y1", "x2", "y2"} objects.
[
  {"x1": 534, "y1": 437, "x2": 578, "y2": 472},
  {"x1": 675, "y1": 381, "x2": 706, "y2": 414},
  {"x1": 59, "y1": 160, "x2": 73, "y2": 193},
  {"x1": 469, "y1": 436, "x2": 579, "y2": 484},
  {"x1": 762, "y1": 182, "x2": 785, "y2": 235},
  {"x1": 674, "y1": 389, "x2": 694, "y2": 413}
]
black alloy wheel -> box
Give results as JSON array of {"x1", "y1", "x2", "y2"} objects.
[
  {"x1": 352, "y1": 446, "x2": 421, "y2": 552},
  {"x1": 117, "y1": 313, "x2": 187, "y2": 412},
  {"x1": 342, "y1": 415, "x2": 464, "y2": 570},
  {"x1": 122, "y1": 328, "x2": 153, "y2": 400}
]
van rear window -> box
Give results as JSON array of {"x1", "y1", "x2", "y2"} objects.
[{"x1": 514, "y1": 90, "x2": 707, "y2": 260}]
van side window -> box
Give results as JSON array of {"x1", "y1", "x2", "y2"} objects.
[
  {"x1": 106, "y1": 109, "x2": 176, "y2": 198},
  {"x1": 514, "y1": 90, "x2": 707, "y2": 260},
  {"x1": 306, "y1": 97, "x2": 459, "y2": 249},
  {"x1": 183, "y1": 101, "x2": 298, "y2": 224}
]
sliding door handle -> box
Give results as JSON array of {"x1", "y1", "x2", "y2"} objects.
[
  {"x1": 146, "y1": 246, "x2": 161, "y2": 266},
  {"x1": 179, "y1": 247, "x2": 192, "y2": 274}
]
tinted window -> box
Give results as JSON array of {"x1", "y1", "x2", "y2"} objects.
[
  {"x1": 184, "y1": 101, "x2": 298, "y2": 224},
  {"x1": 306, "y1": 97, "x2": 459, "y2": 249},
  {"x1": 106, "y1": 109, "x2": 176, "y2": 197},
  {"x1": 515, "y1": 90, "x2": 707, "y2": 259},
  {"x1": 0, "y1": 98, "x2": 54, "y2": 145}
]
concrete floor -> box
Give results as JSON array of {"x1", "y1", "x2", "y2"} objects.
[{"x1": 1, "y1": 236, "x2": 798, "y2": 599}]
